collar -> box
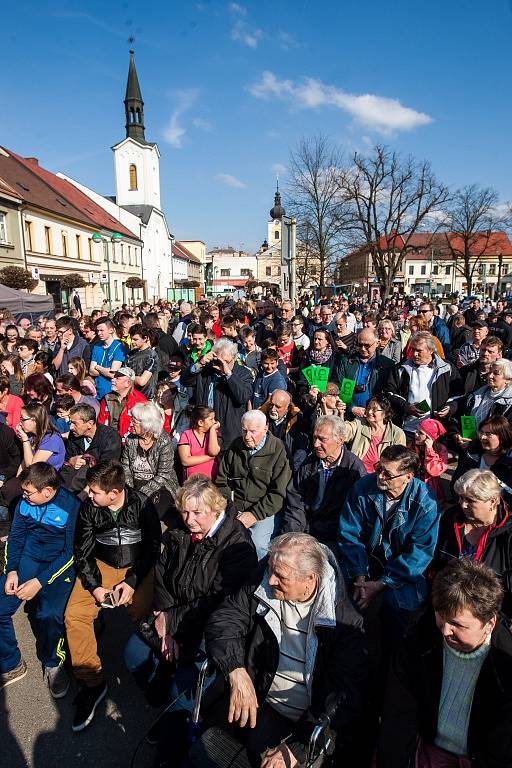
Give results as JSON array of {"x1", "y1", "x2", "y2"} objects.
[
  {"x1": 320, "y1": 447, "x2": 344, "y2": 471},
  {"x1": 248, "y1": 433, "x2": 268, "y2": 454}
]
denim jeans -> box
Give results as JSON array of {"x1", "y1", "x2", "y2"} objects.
[{"x1": 249, "y1": 513, "x2": 280, "y2": 560}]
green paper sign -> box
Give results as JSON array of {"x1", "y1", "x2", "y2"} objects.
[
  {"x1": 416, "y1": 400, "x2": 431, "y2": 414},
  {"x1": 339, "y1": 378, "x2": 357, "y2": 404},
  {"x1": 461, "y1": 415, "x2": 478, "y2": 440},
  {"x1": 302, "y1": 365, "x2": 330, "y2": 392}
]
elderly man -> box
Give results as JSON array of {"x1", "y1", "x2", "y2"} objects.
[
  {"x1": 283, "y1": 415, "x2": 366, "y2": 550},
  {"x1": 339, "y1": 445, "x2": 440, "y2": 643},
  {"x1": 183, "y1": 338, "x2": 253, "y2": 450},
  {"x1": 386, "y1": 330, "x2": 461, "y2": 440},
  {"x1": 215, "y1": 410, "x2": 291, "y2": 558},
  {"x1": 336, "y1": 328, "x2": 395, "y2": 418},
  {"x1": 456, "y1": 320, "x2": 489, "y2": 368},
  {"x1": 458, "y1": 335, "x2": 503, "y2": 398},
  {"x1": 171, "y1": 301, "x2": 193, "y2": 344},
  {"x1": 259, "y1": 389, "x2": 309, "y2": 470},
  {"x1": 418, "y1": 301, "x2": 451, "y2": 358},
  {"x1": 196, "y1": 533, "x2": 367, "y2": 768},
  {"x1": 61, "y1": 404, "x2": 122, "y2": 492},
  {"x1": 378, "y1": 559, "x2": 512, "y2": 768},
  {"x1": 97, "y1": 367, "x2": 146, "y2": 442}
]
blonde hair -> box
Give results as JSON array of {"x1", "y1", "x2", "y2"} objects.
[{"x1": 175, "y1": 475, "x2": 227, "y2": 518}]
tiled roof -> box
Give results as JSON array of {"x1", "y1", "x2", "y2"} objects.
[
  {"x1": 122, "y1": 204, "x2": 154, "y2": 225},
  {"x1": 0, "y1": 175, "x2": 22, "y2": 200}
]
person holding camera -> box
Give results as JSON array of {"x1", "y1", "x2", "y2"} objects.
[{"x1": 65, "y1": 460, "x2": 160, "y2": 732}]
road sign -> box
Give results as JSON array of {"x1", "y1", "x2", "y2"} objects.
[{"x1": 100, "y1": 272, "x2": 108, "y2": 284}]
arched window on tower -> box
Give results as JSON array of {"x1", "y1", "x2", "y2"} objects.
[
  {"x1": 136, "y1": 108, "x2": 142, "y2": 124},
  {"x1": 129, "y1": 164, "x2": 138, "y2": 191}
]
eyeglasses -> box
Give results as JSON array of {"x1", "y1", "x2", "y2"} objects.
[
  {"x1": 366, "y1": 408, "x2": 383, "y2": 414},
  {"x1": 21, "y1": 488, "x2": 39, "y2": 499},
  {"x1": 418, "y1": 310, "x2": 430, "y2": 314},
  {"x1": 20, "y1": 416, "x2": 34, "y2": 423},
  {"x1": 375, "y1": 464, "x2": 408, "y2": 480},
  {"x1": 478, "y1": 430, "x2": 497, "y2": 437},
  {"x1": 357, "y1": 342, "x2": 375, "y2": 348}
]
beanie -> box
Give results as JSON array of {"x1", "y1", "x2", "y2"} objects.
[{"x1": 419, "y1": 418, "x2": 447, "y2": 442}]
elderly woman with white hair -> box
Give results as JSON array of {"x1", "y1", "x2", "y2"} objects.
[
  {"x1": 377, "y1": 319, "x2": 401, "y2": 363},
  {"x1": 215, "y1": 409, "x2": 292, "y2": 559},
  {"x1": 192, "y1": 533, "x2": 367, "y2": 768},
  {"x1": 121, "y1": 401, "x2": 178, "y2": 520},
  {"x1": 460, "y1": 357, "x2": 512, "y2": 427},
  {"x1": 433, "y1": 468, "x2": 512, "y2": 619}
]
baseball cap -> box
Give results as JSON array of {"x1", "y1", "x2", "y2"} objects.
[
  {"x1": 167, "y1": 356, "x2": 183, "y2": 371},
  {"x1": 114, "y1": 367, "x2": 135, "y2": 381},
  {"x1": 471, "y1": 320, "x2": 488, "y2": 329}
]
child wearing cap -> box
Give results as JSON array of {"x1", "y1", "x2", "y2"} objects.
[{"x1": 414, "y1": 418, "x2": 448, "y2": 502}]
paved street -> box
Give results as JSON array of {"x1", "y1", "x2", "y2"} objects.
[{"x1": 1, "y1": 607, "x2": 156, "y2": 768}]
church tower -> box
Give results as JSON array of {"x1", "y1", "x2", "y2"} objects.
[{"x1": 112, "y1": 50, "x2": 161, "y2": 210}]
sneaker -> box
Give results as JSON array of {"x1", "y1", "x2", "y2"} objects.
[
  {"x1": 72, "y1": 681, "x2": 108, "y2": 732},
  {"x1": 0, "y1": 658, "x2": 27, "y2": 689},
  {"x1": 44, "y1": 664, "x2": 70, "y2": 699}
]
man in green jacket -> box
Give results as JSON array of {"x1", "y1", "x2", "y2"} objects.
[{"x1": 216, "y1": 410, "x2": 291, "y2": 559}]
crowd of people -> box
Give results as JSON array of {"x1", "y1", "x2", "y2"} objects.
[{"x1": 1, "y1": 292, "x2": 512, "y2": 768}]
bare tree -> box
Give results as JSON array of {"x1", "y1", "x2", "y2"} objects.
[
  {"x1": 440, "y1": 185, "x2": 511, "y2": 296},
  {"x1": 340, "y1": 145, "x2": 450, "y2": 300},
  {"x1": 287, "y1": 136, "x2": 350, "y2": 290},
  {"x1": 296, "y1": 219, "x2": 320, "y2": 289}
]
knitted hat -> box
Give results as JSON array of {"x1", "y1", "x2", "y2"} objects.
[{"x1": 419, "y1": 418, "x2": 446, "y2": 441}]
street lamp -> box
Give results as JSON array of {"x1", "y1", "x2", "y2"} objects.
[{"x1": 92, "y1": 231, "x2": 122, "y2": 313}]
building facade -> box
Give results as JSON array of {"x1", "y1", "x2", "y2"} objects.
[{"x1": 206, "y1": 247, "x2": 257, "y2": 294}]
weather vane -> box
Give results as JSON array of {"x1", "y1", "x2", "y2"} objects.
[{"x1": 128, "y1": 34, "x2": 135, "y2": 47}]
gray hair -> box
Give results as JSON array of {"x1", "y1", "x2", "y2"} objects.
[
  {"x1": 212, "y1": 338, "x2": 238, "y2": 360},
  {"x1": 378, "y1": 319, "x2": 395, "y2": 331},
  {"x1": 314, "y1": 414, "x2": 348, "y2": 441},
  {"x1": 130, "y1": 401, "x2": 164, "y2": 438},
  {"x1": 69, "y1": 403, "x2": 97, "y2": 424},
  {"x1": 269, "y1": 533, "x2": 328, "y2": 579},
  {"x1": 241, "y1": 409, "x2": 267, "y2": 428},
  {"x1": 492, "y1": 358, "x2": 512, "y2": 381},
  {"x1": 411, "y1": 331, "x2": 437, "y2": 353},
  {"x1": 453, "y1": 469, "x2": 502, "y2": 502}
]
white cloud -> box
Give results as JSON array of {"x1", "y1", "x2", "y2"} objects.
[
  {"x1": 229, "y1": 2, "x2": 246, "y2": 15},
  {"x1": 217, "y1": 173, "x2": 247, "y2": 189},
  {"x1": 163, "y1": 89, "x2": 198, "y2": 148},
  {"x1": 278, "y1": 31, "x2": 300, "y2": 50},
  {"x1": 192, "y1": 117, "x2": 213, "y2": 131},
  {"x1": 272, "y1": 162, "x2": 287, "y2": 175},
  {"x1": 249, "y1": 71, "x2": 433, "y2": 134},
  {"x1": 232, "y1": 19, "x2": 263, "y2": 48}
]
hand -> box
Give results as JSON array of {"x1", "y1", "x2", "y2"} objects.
[
  {"x1": 335, "y1": 400, "x2": 346, "y2": 414},
  {"x1": 228, "y1": 667, "x2": 258, "y2": 728},
  {"x1": 214, "y1": 356, "x2": 231, "y2": 376},
  {"x1": 351, "y1": 406, "x2": 366, "y2": 418},
  {"x1": 154, "y1": 610, "x2": 167, "y2": 640},
  {"x1": 308, "y1": 386, "x2": 319, "y2": 399},
  {"x1": 68, "y1": 455, "x2": 86, "y2": 469},
  {"x1": 1, "y1": 360, "x2": 14, "y2": 375},
  {"x1": 114, "y1": 581, "x2": 135, "y2": 606},
  {"x1": 434, "y1": 406, "x2": 450, "y2": 418},
  {"x1": 161, "y1": 633, "x2": 180, "y2": 662},
  {"x1": 200, "y1": 351, "x2": 215, "y2": 367},
  {"x1": 423, "y1": 435, "x2": 434, "y2": 450},
  {"x1": 237, "y1": 511, "x2": 257, "y2": 529},
  {"x1": 0, "y1": 480, "x2": 3, "y2": 488},
  {"x1": 454, "y1": 434, "x2": 471, "y2": 447},
  {"x1": 92, "y1": 586, "x2": 110, "y2": 605},
  {"x1": 5, "y1": 571, "x2": 18, "y2": 595},
  {"x1": 15, "y1": 424, "x2": 28, "y2": 441},
  {"x1": 261, "y1": 744, "x2": 297, "y2": 768},
  {"x1": 335, "y1": 339, "x2": 347, "y2": 349},
  {"x1": 405, "y1": 404, "x2": 425, "y2": 418},
  {"x1": 355, "y1": 579, "x2": 385, "y2": 610},
  {"x1": 15, "y1": 577, "x2": 42, "y2": 602},
  {"x1": 211, "y1": 420, "x2": 221, "y2": 431}
]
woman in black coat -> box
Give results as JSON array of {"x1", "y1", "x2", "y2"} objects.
[
  {"x1": 123, "y1": 474, "x2": 257, "y2": 703},
  {"x1": 452, "y1": 414, "x2": 512, "y2": 492}
]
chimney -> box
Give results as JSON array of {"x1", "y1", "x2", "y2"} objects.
[{"x1": 25, "y1": 157, "x2": 39, "y2": 166}]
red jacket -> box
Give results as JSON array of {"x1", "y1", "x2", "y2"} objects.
[{"x1": 98, "y1": 388, "x2": 147, "y2": 443}]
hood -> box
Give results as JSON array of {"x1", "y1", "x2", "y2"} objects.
[{"x1": 473, "y1": 384, "x2": 512, "y2": 405}]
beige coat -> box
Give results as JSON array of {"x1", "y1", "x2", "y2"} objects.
[{"x1": 343, "y1": 418, "x2": 406, "y2": 461}]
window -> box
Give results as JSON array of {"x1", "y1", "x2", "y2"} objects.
[
  {"x1": 135, "y1": 248, "x2": 139, "y2": 267},
  {"x1": 408, "y1": 265, "x2": 414, "y2": 276},
  {"x1": 121, "y1": 244, "x2": 125, "y2": 264},
  {"x1": 444, "y1": 284, "x2": 451, "y2": 293},
  {"x1": 241, "y1": 268, "x2": 251, "y2": 276},
  {"x1": 445, "y1": 265, "x2": 451, "y2": 275},
  {"x1": 76, "y1": 234, "x2": 82, "y2": 260},
  {"x1": 310, "y1": 266, "x2": 317, "y2": 275},
  {"x1": 0, "y1": 212, "x2": 7, "y2": 243},
  {"x1": 128, "y1": 245, "x2": 132, "y2": 265},
  {"x1": 44, "y1": 226, "x2": 52, "y2": 254},
  {"x1": 420, "y1": 265, "x2": 426, "y2": 275},
  {"x1": 112, "y1": 242, "x2": 118, "y2": 263},
  {"x1": 23, "y1": 220, "x2": 33, "y2": 250},
  {"x1": 488, "y1": 264, "x2": 496, "y2": 275},
  {"x1": 61, "y1": 232, "x2": 68, "y2": 257},
  {"x1": 276, "y1": 266, "x2": 281, "y2": 276},
  {"x1": 265, "y1": 266, "x2": 271, "y2": 276},
  {"x1": 114, "y1": 280, "x2": 119, "y2": 301},
  {"x1": 220, "y1": 268, "x2": 230, "y2": 277},
  {"x1": 274, "y1": 230, "x2": 280, "y2": 240},
  {"x1": 88, "y1": 238, "x2": 93, "y2": 260},
  {"x1": 432, "y1": 265, "x2": 439, "y2": 275},
  {"x1": 129, "y1": 164, "x2": 138, "y2": 191}
]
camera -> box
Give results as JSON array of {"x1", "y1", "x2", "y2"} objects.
[{"x1": 353, "y1": 384, "x2": 366, "y2": 394}]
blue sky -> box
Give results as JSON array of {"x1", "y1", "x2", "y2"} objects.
[{"x1": 3, "y1": 0, "x2": 512, "y2": 252}]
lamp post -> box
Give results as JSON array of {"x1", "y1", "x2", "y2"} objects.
[{"x1": 92, "y1": 231, "x2": 123, "y2": 314}]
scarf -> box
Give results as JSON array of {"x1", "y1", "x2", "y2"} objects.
[{"x1": 309, "y1": 347, "x2": 332, "y2": 365}]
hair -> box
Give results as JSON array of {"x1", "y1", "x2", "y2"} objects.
[
  {"x1": 482, "y1": 336, "x2": 504, "y2": 352},
  {"x1": 0, "y1": 374, "x2": 10, "y2": 393},
  {"x1": 478, "y1": 414, "x2": 512, "y2": 453},
  {"x1": 419, "y1": 301, "x2": 434, "y2": 311},
  {"x1": 491, "y1": 358, "x2": 512, "y2": 381},
  {"x1": 365, "y1": 395, "x2": 394, "y2": 424},
  {"x1": 261, "y1": 335, "x2": 278, "y2": 349},
  {"x1": 323, "y1": 381, "x2": 339, "y2": 396},
  {"x1": 362, "y1": 311, "x2": 379, "y2": 326},
  {"x1": 55, "y1": 394, "x2": 75, "y2": 412},
  {"x1": 129, "y1": 322, "x2": 151, "y2": 341},
  {"x1": 19, "y1": 462, "x2": 60, "y2": 491},
  {"x1": 86, "y1": 460, "x2": 125, "y2": 492},
  {"x1": 21, "y1": 402, "x2": 56, "y2": 451},
  {"x1": 241, "y1": 409, "x2": 267, "y2": 429},
  {"x1": 269, "y1": 533, "x2": 328, "y2": 580},
  {"x1": 175, "y1": 474, "x2": 227, "y2": 518},
  {"x1": 261, "y1": 348, "x2": 278, "y2": 363},
  {"x1": 276, "y1": 322, "x2": 292, "y2": 338},
  {"x1": 16, "y1": 338, "x2": 38, "y2": 354},
  {"x1": 220, "y1": 316, "x2": 237, "y2": 331},
  {"x1": 212, "y1": 338, "x2": 238, "y2": 360},
  {"x1": 55, "y1": 373, "x2": 81, "y2": 392},
  {"x1": 55, "y1": 316, "x2": 79, "y2": 334},
  {"x1": 4, "y1": 324, "x2": 19, "y2": 338},
  {"x1": 94, "y1": 317, "x2": 116, "y2": 332},
  {"x1": 314, "y1": 414, "x2": 347, "y2": 442},
  {"x1": 189, "y1": 405, "x2": 215, "y2": 430},
  {"x1": 239, "y1": 326, "x2": 255, "y2": 342},
  {"x1": 378, "y1": 319, "x2": 396, "y2": 333},
  {"x1": 410, "y1": 330, "x2": 437, "y2": 353},
  {"x1": 130, "y1": 401, "x2": 164, "y2": 438},
  {"x1": 313, "y1": 328, "x2": 336, "y2": 352},
  {"x1": 1, "y1": 354, "x2": 23, "y2": 385},
  {"x1": 69, "y1": 403, "x2": 97, "y2": 423},
  {"x1": 432, "y1": 559, "x2": 503, "y2": 625},
  {"x1": 453, "y1": 468, "x2": 502, "y2": 502},
  {"x1": 23, "y1": 373, "x2": 53, "y2": 402},
  {"x1": 66, "y1": 357, "x2": 86, "y2": 382},
  {"x1": 34, "y1": 350, "x2": 55, "y2": 376},
  {"x1": 380, "y1": 445, "x2": 419, "y2": 474},
  {"x1": 291, "y1": 314, "x2": 304, "y2": 328}
]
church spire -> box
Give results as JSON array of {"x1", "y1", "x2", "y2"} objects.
[
  {"x1": 124, "y1": 49, "x2": 145, "y2": 142},
  {"x1": 270, "y1": 178, "x2": 285, "y2": 219}
]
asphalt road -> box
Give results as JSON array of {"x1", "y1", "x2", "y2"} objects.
[{"x1": 1, "y1": 606, "x2": 157, "y2": 768}]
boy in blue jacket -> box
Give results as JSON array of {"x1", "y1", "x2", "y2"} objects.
[
  {"x1": 252, "y1": 349, "x2": 288, "y2": 408},
  {"x1": 0, "y1": 462, "x2": 79, "y2": 698}
]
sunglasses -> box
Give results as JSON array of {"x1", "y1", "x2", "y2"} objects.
[{"x1": 375, "y1": 464, "x2": 408, "y2": 481}]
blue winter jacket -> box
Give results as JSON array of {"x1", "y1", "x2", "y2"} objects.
[
  {"x1": 338, "y1": 475, "x2": 440, "y2": 610},
  {"x1": 431, "y1": 316, "x2": 451, "y2": 358}
]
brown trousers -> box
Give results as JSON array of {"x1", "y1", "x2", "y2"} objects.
[{"x1": 65, "y1": 560, "x2": 153, "y2": 687}]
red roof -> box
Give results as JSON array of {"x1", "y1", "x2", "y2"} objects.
[
  {"x1": 0, "y1": 147, "x2": 139, "y2": 241},
  {"x1": 173, "y1": 241, "x2": 201, "y2": 264},
  {"x1": 0, "y1": 175, "x2": 22, "y2": 200}
]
